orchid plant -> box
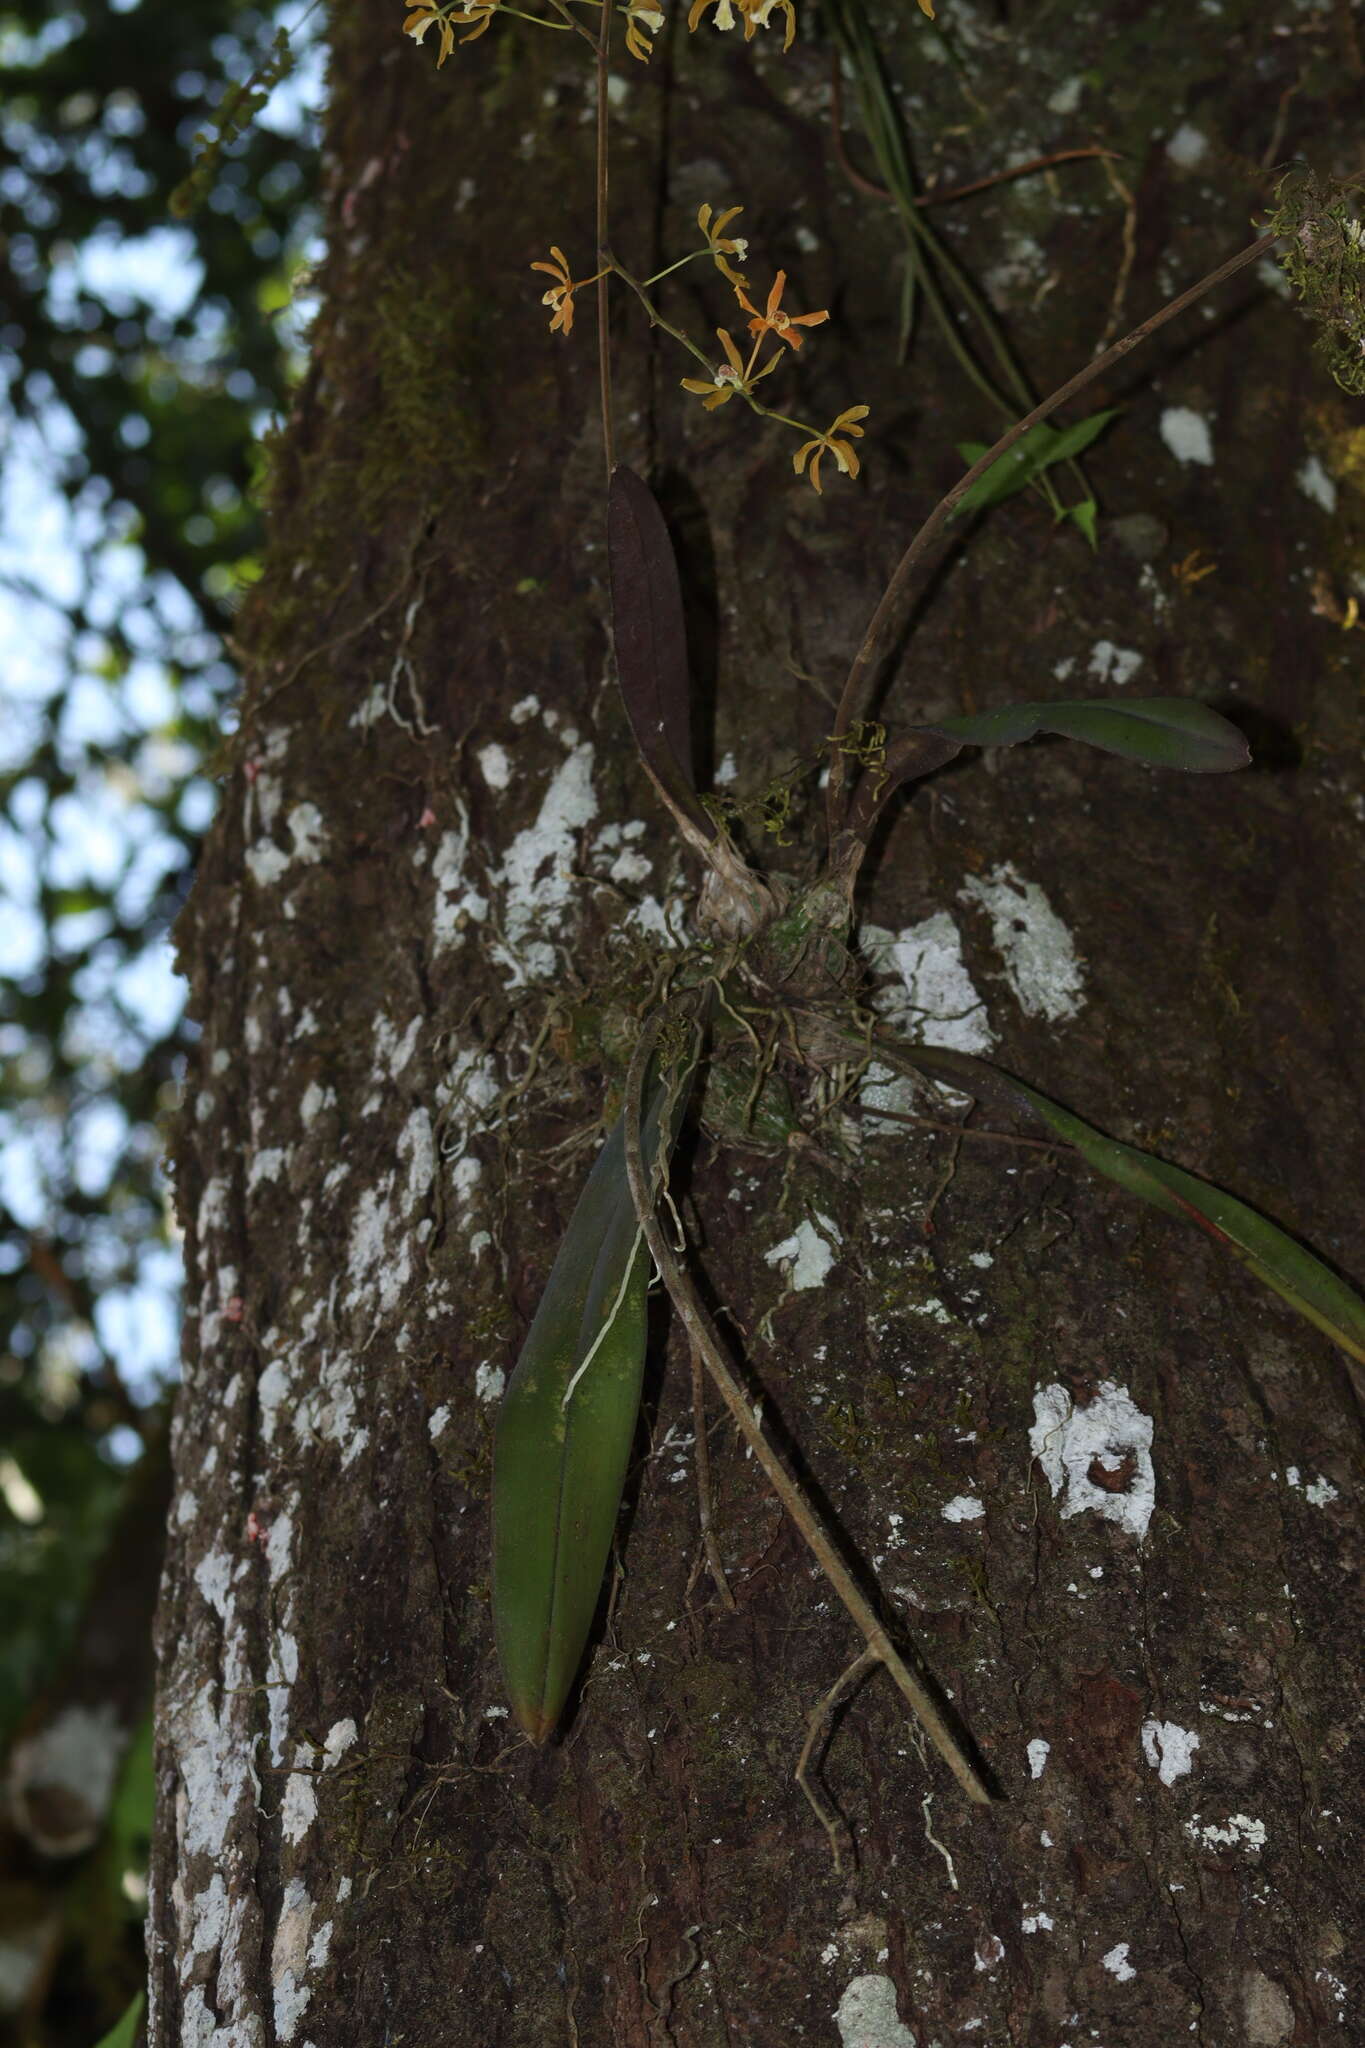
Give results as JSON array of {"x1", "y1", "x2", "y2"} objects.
[{"x1": 400, "y1": 0, "x2": 1365, "y2": 1817}]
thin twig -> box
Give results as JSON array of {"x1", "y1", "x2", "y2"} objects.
[
  {"x1": 594, "y1": 10, "x2": 614, "y2": 479},
  {"x1": 622, "y1": 1000, "x2": 995, "y2": 1806},
  {"x1": 826, "y1": 229, "x2": 1278, "y2": 840},
  {"x1": 795, "y1": 1646, "x2": 880, "y2": 1875},
  {"x1": 829, "y1": 66, "x2": 1119, "y2": 211},
  {"x1": 688, "y1": 1340, "x2": 736, "y2": 1611}
]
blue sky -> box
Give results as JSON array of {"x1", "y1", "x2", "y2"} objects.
[{"x1": 0, "y1": 14, "x2": 324, "y2": 1417}]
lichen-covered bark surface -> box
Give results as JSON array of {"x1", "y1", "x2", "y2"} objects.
[{"x1": 151, "y1": 2, "x2": 1364, "y2": 2042}]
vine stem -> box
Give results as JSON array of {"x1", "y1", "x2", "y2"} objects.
[
  {"x1": 826, "y1": 228, "x2": 1278, "y2": 840},
  {"x1": 622, "y1": 997, "x2": 996, "y2": 1806},
  {"x1": 594, "y1": 5, "x2": 614, "y2": 479}
]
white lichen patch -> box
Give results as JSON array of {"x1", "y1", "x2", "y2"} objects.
[
  {"x1": 942, "y1": 1494, "x2": 985, "y2": 1523},
  {"x1": 862, "y1": 914, "x2": 994, "y2": 1054},
  {"x1": 1165, "y1": 122, "x2": 1208, "y2": 167},
  {"x1": 477, "y1": 742, "x2": 512, "y2": 790},
  {"x1": 1087, "y1": 639, "x2": 1144, "y2": 689},
  {"x1": 246, "y1": 802, "x2": 328, "y2": 888},
  {"x1": 1030, "y1": 1381, "x2": 1156, "y2": 1540},
  {"x1": 490, "y1": 741, "x2": 597, "y2": 983},
  {"x1": 248, "y1": 1147, "x2": 288, "y2": 1194},
  {"x1": 431, "y1": 804, "x2": 490, "y2": 951},
  {"x1": 1296, "y1": 455, "x2": 1337, "y2": 514},
  {"x1": 280, "y1": 1743, "x2": 318, "y2": 1847},
  {"x1": 1022, "y1": 1907, "x2": 1054, "y2": 1934},
  {"x1": 1102, "y1": 1942, "x2": 1136, "y2": 1982},
  {"x1": 1160, "y1": 406, "x2": 1215, "y2": 467},
  {"x1": 764, "y1": 1214, "x2": 841, "y2": 1291},
  {"x1": 475, "y1": 1361, "x2": 506, "y2": 1404},
  {"x1": 1186, "y1": 1812, "x2": 1268, "y2": 1853},
  {"x1": 834, "y1": 1972, "x2": 917, "y2": 2047},
  {"x1": 1141, "y1": 1718, "x2": 1200, "y2": 1786},
  {"x1": 8, "y1": 1703, "x2": 126, "y2": 1855},
  {"x1": 272, "y1": 1877, "x2": 318, "y2": 2041},
  {"x1": 1027, "y1": 1738, "x2": 1051, "y2": 1780},
  {"x1": 1285, "y1": 1465, "x2": 1340, "y2": 1507},
  {"x1": 372, "y1": 1013, "x2": 421, "y2": 1079},
  {"x1": 428, "y1": 1403, "x2": 451, "y2": 1440},
  {"x1": 299, "y1": 1081, "x2": 333, "y2": 1127},
  {"x1": 960, "y1": 866, "x2": 1085, "y2": 1023}
]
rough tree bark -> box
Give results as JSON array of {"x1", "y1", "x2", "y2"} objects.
[{"x1": 150, "y1": 2, "x2": 1364, "y2": 2043}]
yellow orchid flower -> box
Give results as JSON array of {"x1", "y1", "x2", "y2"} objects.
[
  {"x1": 687, "y1": 0, "x2": 797, "y2": 54},
  {"x1": 792, "y1": 405, "x2": 871, "y2": 493},
  {"x1": 697, "y1": 202, "x2": 750, "y2": 289},
  {"x1": 531, "y1": 246, "x2": 577, "y2": 336}
]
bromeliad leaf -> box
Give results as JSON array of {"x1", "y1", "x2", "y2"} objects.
[
  {"x1": 953, "y1": 410, "x2": 1118, "y2": 516},
  {"x1": 928, "y1": 697, "x2": 1250, "y2": 775},
  {"x1": 493, "y1": 1040, "x2": 697, "y2": 1742},
  {"x1": 608, "y1": 466, "x2": 717, "y2": 848}
]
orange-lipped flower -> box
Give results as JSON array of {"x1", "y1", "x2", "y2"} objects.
[
  {"x1": 792, "y1": 405, "x2": 871, "y2": 493},
  {"x1": 736, "y1": 270, "x2": 829, "y2": 352},
  {"x1": 531, "y1": 246, "x2": 577, "y2": 336}
]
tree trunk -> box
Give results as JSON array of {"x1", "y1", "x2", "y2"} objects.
[{"x1": 150, "y1": 3, "x2": 1364, "y2": 2043}]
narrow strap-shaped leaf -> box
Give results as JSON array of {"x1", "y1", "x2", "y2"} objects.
[
  {"x1": 493, "y1": 1038, "x2": 698, "y2": 1741},
  {"x1": 608, "y1": 466, "x2": 717, "y2": 845},
  {"x1": 927, "y1": 696, "x2": 1250, "y2": 774},
  {"x1": 858, "y1": 1032, "x2": 1365, "y2": 1371},
  {"x1": 839, "y1": 697, "x2": 1248, "y2": 860}
]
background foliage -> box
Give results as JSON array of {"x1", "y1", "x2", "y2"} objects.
[{"x1": 0, "y1": 3, "x2": 318, "y2": 2038}]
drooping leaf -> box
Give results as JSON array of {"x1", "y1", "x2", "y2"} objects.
[
  {"x1": 953, "y1": 410, "x2": 1118, "y2": 516},
  {"x1": 863, "y1": 1035, "x2": 1365, "y2": 1371},
  {"x1": 928, "y1": 696, "x2": 1250, "y2": 774},
  {"x1": 1009, "y1": 1082, "x2": 1365, "y2": 1370},
  {"x1": 493, "y1": 1044, "x2": 697, "y2": 1741},
  {"x1": 608, "y1": 466, "x2": 716, "y2": 844}
]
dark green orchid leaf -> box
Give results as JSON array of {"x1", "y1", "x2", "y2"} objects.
[
  {"x1": 608, "y1": 466, "x2": 716, "y2": 844},
  {"x1": 870, "y1": 1037, "x2": 1365, "y2": 1371},
  {"x1": 1011, "y1": 1082, "x2": 1365, "y2": 1370},
  {"x1": 953, "y1": 410, "x2": 1118, "y2": 516},
  {"x1": 928, "y1": 696, "x2": 1250, "y2": 774},
  {"x1": 493, "y1": 1044, "x2": 697, "y2": 1742}
]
